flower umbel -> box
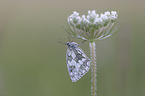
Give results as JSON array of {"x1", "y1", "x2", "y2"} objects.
[{"x1": 66, "y1": 10, "x2": 118, "y2": 42}]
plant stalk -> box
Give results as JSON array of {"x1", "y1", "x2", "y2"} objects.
[{"x1": 90, "y1": 42, "x2": 97, "y2": 96}]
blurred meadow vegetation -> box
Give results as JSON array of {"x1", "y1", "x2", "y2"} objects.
[{"x1": 0, "y1": 0, "x2": 145, "y2": 96}]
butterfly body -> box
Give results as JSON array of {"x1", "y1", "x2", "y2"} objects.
[{"x1": 66, "y1": 42, "x2": 90, "y2": 82}]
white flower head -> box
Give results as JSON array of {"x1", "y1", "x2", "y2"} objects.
[
  {"x1": 110, "y1": 11, "x2": 118, "y2": 21},
  {"x1": 67, "y1": 10, "x2": 119, "y2": 41}
]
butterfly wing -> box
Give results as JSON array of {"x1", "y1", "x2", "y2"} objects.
[{"x1": 66, "y1": 47, "x2": 90, "y2": 82}]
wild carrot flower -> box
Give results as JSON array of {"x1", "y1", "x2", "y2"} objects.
[
  {"x1": 66, "y1": 10, "x2": 118, "y2": 42},
  {"x1": 65, "y1": 10, "x2": 119, "y2": 96}
]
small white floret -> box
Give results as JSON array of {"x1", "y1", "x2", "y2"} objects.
[
  {"x1": 92, "y1": 10, "x2": 96, "y2": 15},
  {"x1": 94, "y1": 18, "x2": 103, "y2": 24},
  {"x1": 88, "y1": 10, "x2": 91, "y2": 14},
  {"x1": 104, "y1": 11, "x2": 110, "y2": 16},
  {"x1": 111, "y1": 11, "x2": 117, "y2": 15},
  {"x1": 73, "y1": 11, "x2": 79, "y2": 16},
  {"x1": 82, "y1": 15, "x2": 85, "y2": 18},
  {"x1": 109, "y1": 11, "x2": 118, "y2": 20},
  {"x1": 100, "y1": 14, "x2": 108, "y2": 20}
]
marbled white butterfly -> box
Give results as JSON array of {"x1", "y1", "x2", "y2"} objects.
[{"x1": 66, "y1": 42, "x2": 90, "y2": 82}]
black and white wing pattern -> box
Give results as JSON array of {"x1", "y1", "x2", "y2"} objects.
[{"x1": 66, "y1": 42, "x2": 90, "y2": 82}]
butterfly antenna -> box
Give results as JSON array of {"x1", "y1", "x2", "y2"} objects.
[
  {"x1": 68, "y1": 37, "x2": 74, "y2": 42},
  {"x1": 58, "y1": 38, "x2": 66, "y2": 45},
  {"x1": 71, "y1": 39, "x2": 74, "y2": 42},
  {"x1": 68, "y1": 37, "x2": 71, "y2": 42},
  {"x1": 58, "y1": 41, "x2": 66, "y2": 45},
  {"x1": 79, "y1": 40, "x2": 86, "y2": 46}
]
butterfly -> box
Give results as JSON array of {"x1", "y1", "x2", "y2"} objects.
[{"x1": 66, "y1": 42, "x2": 90, "y2": 82}]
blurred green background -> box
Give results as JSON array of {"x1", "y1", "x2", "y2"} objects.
[{"x1": 0, "y1": 0, "x2": 145, "y2": 96}]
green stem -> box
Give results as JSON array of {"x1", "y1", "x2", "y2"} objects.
[{"x1": 90, "y1": 42, "x2": 97, "y2": 96}]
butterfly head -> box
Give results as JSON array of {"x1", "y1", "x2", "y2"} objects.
[{"x1": 66, "y1": 42, "x2": 78, "y2": 49}]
